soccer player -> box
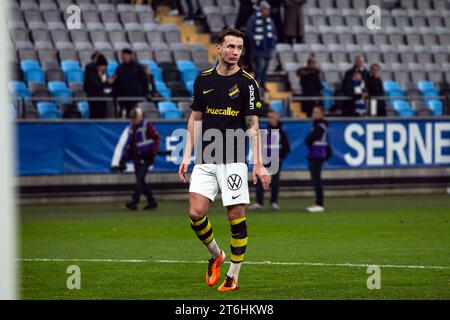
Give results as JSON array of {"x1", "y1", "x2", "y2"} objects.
[{"x1": 178, "y1": 29, "x2": 271, "y2": 292}]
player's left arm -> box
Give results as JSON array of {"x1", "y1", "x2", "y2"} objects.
[{"x1": 245, "y1": 115, "x2": 271, "y2": 190}]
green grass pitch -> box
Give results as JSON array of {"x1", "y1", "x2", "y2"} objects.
[{"x1": 20, "y1": 194, "x2": 450, "y2": 300}]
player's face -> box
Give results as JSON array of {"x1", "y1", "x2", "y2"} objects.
[{"x1": 217, "y1": 36, "x2": 244, "y2": 66}]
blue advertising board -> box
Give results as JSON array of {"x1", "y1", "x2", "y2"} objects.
[{"x1": 17, "y1": 118, "x2": 450, "y2": 176}]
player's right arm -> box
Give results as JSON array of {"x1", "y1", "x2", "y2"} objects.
[
  {"x1": 178, "y1": 76, "x2": 205, "y2": 183},
  {"x1": 178, "y1": 110, "x2": 202, "y2": 183}
]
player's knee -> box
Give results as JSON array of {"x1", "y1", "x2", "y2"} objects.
[
  {"x1": 188, "y1": 207, "x2": 205, "y2": 221},
  {"x1": 227, "y1": 205, "x2": 245, "y2": 221}
]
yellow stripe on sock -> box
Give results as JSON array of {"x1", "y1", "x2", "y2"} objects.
[
  {"x1": 196, "y1": 221, "x2": 212, "y2": 236},
  {"x1": 190, "y1": 216, "x2": 207, "y2": 226},
  {"x1": 202, "y1": 233, "x2": 214, "y2": 245},
  {"x1": 231, "y1": 237, "x2": 248, "y2": 248},
  {"x1": 229, "y1": 217, "x2": 246, "y2": 226},
  {"x1": 231, "y1": 254, "x2": 245, "y2": 262}
]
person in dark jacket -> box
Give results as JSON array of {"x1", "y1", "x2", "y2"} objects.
[
  {"x1": 366, "y1": 63, "x2": 386, "y2": 116},
  {"x1": 267, "y1": 0, "x2": 285, "y2": 43},
  {"x1": 305, "y1": 105, "x2": 329, "y2": 213},
  {"x1": 110, "y1": 48, "x2": 150, "y2": 118},
  {"x1": 249, "y1": 108, "x2": 290, "y2": 211},
  {"x1": 246, "y1": 1, "x2": 277, "y2": 91},
  {"x1": 84, "y1": 54, "x2": 109, "y2": 118},
  {"x1": 119, "y1": 107, "x2": 161, "y2": 211},
  {"x1": 298, "y1": 56, "x2": 323, "y2": 117},
  {"x1": 342, "y1": 69, "x2": 368, "y2": 116}
]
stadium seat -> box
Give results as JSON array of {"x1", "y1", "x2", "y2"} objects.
[
  {"x1": 162, "y1": 109, "x2": 183, "y2": 119},
  {"x1": 36, "y1": 101, "x2": 61, "y2": 119},
  {"x1": 158, "y1": 101, "x2": 179, "y2": 117},
  {"x1": 176, "y1": 61, "x2": 200, "y2": 83},
  {"x1": 427, "y1": 100, "x2": 443, "y2": 116},
  {"x1": 8, "y1": 80, "x2": 31, "y2": 98},
  {"x1": 66, "y1": 69, "x2": 85, "y2": 84},
  {"x1": 140, "y1": 60, "x2": 163, "y2": 82},
  {"x1": 270, "y1": 101, "x2": 284, "y2": 116},
  {"x1": 392, "y1": 100, "x2": 414, "y2": 117},
  {"x1": 77, "y1": 101, "x2": 90, "y2": 119},
  {"x1": 321, "y1": 81, "x2": 334, "y2": 110},
  {"x1": 48, "y1": 81, "x2": 72, "y2": 105},
  {"x1": 107, "y1": 61, "x2": 119, "y2": 78},
  {"x1": 417, "y1": 81, "x2": 440, "y2": 97},
  {"x1": 155, "y1": 81, "x2": 171, "y2": 98},
  {"x1": 61, "y1": 60, "x2": 82, "y2": 72},
  {"x1": 185, "y1": 80, "x2": 194, "y2": 96},
  {"x1": 24, "y1": 69, "x2": 45, "y2": 84}
]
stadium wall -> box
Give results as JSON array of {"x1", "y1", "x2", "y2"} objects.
[{"x1": 16, "y1": 117, "x2": 450, "y2": 203}]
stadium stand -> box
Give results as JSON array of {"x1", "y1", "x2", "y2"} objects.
[{"x1": 8, "y1": 0, "x2": 450, "y2": 119}]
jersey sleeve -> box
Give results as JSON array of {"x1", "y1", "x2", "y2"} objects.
[
  {"x1": 243, "y1": 78, "x2": 263, "y2": 116},
  {"x1": 190, "y1": 76, "x2": 204, "y2": 112}
]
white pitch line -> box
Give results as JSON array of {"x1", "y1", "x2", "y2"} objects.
[{"x1": 18, "y1": 258, "x2": 450, "y2": 270}]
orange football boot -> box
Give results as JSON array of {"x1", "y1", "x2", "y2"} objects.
[
  {"x1": 206, "y1": 250, "x2": 225, "y2": 286},
  {"x1": 217, "y1": 275, "x2": 239, "y2": 292}
]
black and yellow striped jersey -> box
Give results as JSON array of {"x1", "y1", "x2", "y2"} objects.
[{"x1": 190, "y1": 67, "x2": 262, "y2": 164}]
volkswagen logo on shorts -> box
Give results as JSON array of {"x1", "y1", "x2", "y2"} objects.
[{"x1": 227, "y1": 174, "x2": 242, "y2": 191}]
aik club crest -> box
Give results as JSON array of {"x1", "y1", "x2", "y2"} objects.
[{"x1": 228, "y1": 84, "x2": 240, "y2": 99}]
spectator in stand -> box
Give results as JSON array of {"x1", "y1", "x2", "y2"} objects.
[
  {"x1": 118, "y1": 107, "x2": 161, "y2": 211},
  {"x1": 246, "y1": 1, "x2": 277, "y2": 92},
  {"x1": 342, "y1": 70, "x2": 368, "y2": 116},
  {"x1": 84, "y1": 51, "x2": 101, "y2": 83},
  {"x1": 236, "y1": 0, "x2": 259, "y2": 30},
  {"x1": 306, "y1": 105, "x2": 331, "y2": 213},
  {"x1": 268, "y1": 0, "x2": 284, "y2": 43},
  {"x1": 249, "y1": 108, "x2": 290, "y2": 211},
  {"x1": 284, "y1": 0, "x2": 307, "y2": 44},
  {"x1": 110, "y1": 48, "x2": 150, "y2": 118},
  {"x1": 341, "y1": 55, "x2": 370, "y2": 116},
  {"x1": 298, "y1": 55, "x2": 323, "y2": 117},
  {"x1": 343, "y1": 54, "x2": 370, "y2": 86},
  {"x1": 367, "y1": 63, "x2": 386, "y2": 116},
  {"x1": 84, "y1": 54, "x2": 109, "y2": 119}
]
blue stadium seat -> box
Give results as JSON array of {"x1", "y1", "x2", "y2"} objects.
[
  {"x1": 107, "y1": 61, "x2": 118, "y2": 78},
  {"x1": 141, "y1": 60, "x2": 163, "y2": 82},
  {"x1": 20, "y1": 60, "x2": 40, "y2": 72},
  {"x1": 176, "y1": 60, "x2": 200, "y2": 83},
  {"x1": 270, "y1": 100, "x2": 283, "y2": 115},
  {"x1": 66, "y1": 69, "x2": 85, "y2": 84},
  {"x1": 25, "y1": 69, "x2": 45, "y2": 83},
  {"x1": 427, "y1": 100, "x2": 443, "y2": 116},
  {"x1": 10, "y1": 103, "x2": 17, "y2": 119},
  {"x1": 155, "y1": 80, "x2": 171, "y2": 98},
  {"x1": 36, "y1": 101, "x2": 61, "y2": 119},
  {"x1": 417, "y1": 81, "x2": 439, "y2": 97},
  {"x1": 321, "y1": 81, "x2": 334, "y2": 110},
  {"x1": 9, "y1": 81, "x2": 27, "y2": 92},
  {"x1": 158, "y1": 101, "x2": 178, "y2": 114},
  {"x1": 185, "y1": 80, "x2": 194, "y2": 96},
  {"x1": 8, "y1": 81, "x2": 29, "y2": 96},
  {"x1": 77, "y1": 101, "x2": 90, "y2": 119},
  {"x1": 61, "y1": 60, "x2": 82, "y2": 72},
  {"x1": 48, "y1": 81, "x2": 72, "y2": 104},
  {"x1": 162, "y1": 109, "x2": 182, "y2": 119},
  {"x1": 383, "y1": 81, "x2": 403, "y2": 93},
  {"x1": 48, "y1": 81, "x2": 68, "y2": 91},
  {"x1": 392, "y1": 100, "x2": 414, "y2": 117}
]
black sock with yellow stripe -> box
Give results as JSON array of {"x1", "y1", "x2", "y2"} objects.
[
  {"x1": 190, "y1": 216, "x2": 215, "y2": 245},
  {"x1": 229, "y1": 217, "x2": 248, "y2": 265}
]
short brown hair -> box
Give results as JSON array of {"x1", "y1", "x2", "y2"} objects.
[{"x1": 215, "y1": 28, "x2": 245, "y2": 44}]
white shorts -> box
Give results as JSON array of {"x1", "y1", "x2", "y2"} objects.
[{"x1": 189, "y1": 163, "x2": 250, "y2": 207}]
